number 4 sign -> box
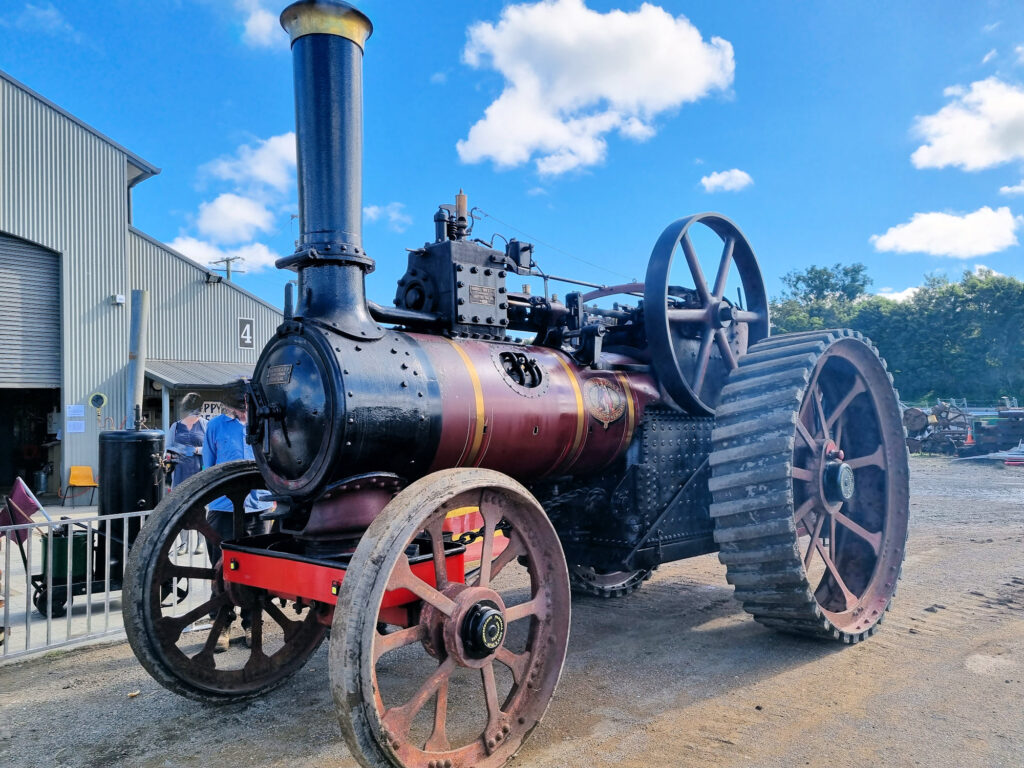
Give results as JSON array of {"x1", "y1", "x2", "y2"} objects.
[{"x1": 238, "y1": 317, "x2": 255, "y2": 349}]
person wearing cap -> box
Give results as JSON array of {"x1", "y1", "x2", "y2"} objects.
[
  {"x1": 202, "y1": 379, "x2": 272, "y2": 651},
  {"x1": 166, "y1": 392, "x2": 206, "y2": 555}
]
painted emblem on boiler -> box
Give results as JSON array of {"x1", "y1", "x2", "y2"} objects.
[{"x1": 583, "y1": 377, "x2": 626, "y2": 428}]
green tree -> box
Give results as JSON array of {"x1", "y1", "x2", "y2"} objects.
[{"x1": 767, "y1": 264, "x2": 1024, "y2": 404}]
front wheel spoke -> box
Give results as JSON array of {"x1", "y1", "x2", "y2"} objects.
[
  {"x1": 263, "y1": 598, "x2": 301, "y2": 641},
  {"x1": 426, "y1": 518, "x2": 449, "y2": 592},
  {"x1": 245, "y1": 601, "x2": 266, "y2": 663},
  {"x1": 833, "y1": 510, "x2": 882, "y2": 555},
  {"x1": 382, "y1": 657, "x2": 457, "y2": 739},
  {"x1": 158, "y1": 592, "x2": 230, "y2": 641},
  {"x1": 388, "y1": 556, "x2": 457, "y2": 616},
  {"x1": 847, "y1": 446, "x2": 885, "y2": 470},
  {"x1": 714, "y1": 328, "x2": 738, "y2": 370},
  {"x1": 681, "y1": 233, "x2": 711, "y2": 304},
  {"x1": 188, "y1": 517, "x2": 222, "y2": 546},
  {"x1": 165, "y1": 563, "x2": 216, "y2": 580},
  {"x1": 494, "y1": 646, "x2": 531, "y2": 686},
  {"x1": 814, "y1": 540, "x2": 858, "y2": 610},
  {"x1": 192, "y1": 606, "x2": 232, "y2": 667},
  {"x1": 504, "y1": 598, "x2": 539, "y2": 623},
  {"x1": 373, "y1": 623, "x2": 426, "y2": 663},
  {"x1": 477, "y1": 517, "x2": 497, "y2": 589},
  {"x1": 481, "y1": 661, "x2": 502, "y2": 728},
  {"x1": 476, "y1": 529, "x2": 525, "y2": 588},
  {"x1": 425, "y1": 678, "x2": 451, "y2": 753},
  {"x1": 826, "y1": 377, "x2": 866, "y2": 431}
]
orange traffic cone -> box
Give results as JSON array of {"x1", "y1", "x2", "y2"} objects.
[{"x1": 965, "y1": 424, "x2": 975, "y2": 446}]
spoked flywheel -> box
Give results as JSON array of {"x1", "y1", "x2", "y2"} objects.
[
  {"x1": 709, "y1": 330, "x2": 910, "y2": 642},
  {"x1": 332, "y1": 468, "x2": 570, "y2": 768},
  {"x1": 123, "y1": 460, "x2": 328, "y2": 702},
  {"x1": 644, "y1": 213, "x2": 770, "y2": 414}
]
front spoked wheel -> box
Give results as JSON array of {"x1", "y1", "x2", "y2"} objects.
[
  {"x1": 123, "y1": 460, "x2": 327, "y2": 702},
  {"x1": 333, "y1": 468, "x2": 570, "y2": 768}
]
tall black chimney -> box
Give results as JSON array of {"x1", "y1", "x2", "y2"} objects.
[{"x1": 278, "y1": 0, "x2": 381, "y2": 339}]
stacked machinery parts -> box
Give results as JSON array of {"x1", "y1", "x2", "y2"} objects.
[
  {"x1": 122, "y1": 3, "x2": 912, "y2": 767},
  {"x1": 904, "y1": 401, "x2": 1024, "y2": 456}
]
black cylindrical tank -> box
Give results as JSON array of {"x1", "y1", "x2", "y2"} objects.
[{"x1": 98, "y1": 429, "x2": 165, "y2": 573}]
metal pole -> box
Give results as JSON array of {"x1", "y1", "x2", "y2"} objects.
[
  {"x1": 126, "y1": 289, "x2": 150, "y2": 426},
  {"x1": 161, "y1": 386, "x2": 170, "y2": 434}
]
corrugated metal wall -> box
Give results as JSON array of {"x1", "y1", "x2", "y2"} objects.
[
  {"x1": 127, "y1": 229, "x2": 281, "y2": 362},
  {"x1": 0, "y1": 233, "x2": 61, "y2": 386},
  {"x1": 1, "y1": 74, "x2": 129, "y2": 479},
  {"x1": 0, "y1": 72, "x2": 282, "y2": 485}
]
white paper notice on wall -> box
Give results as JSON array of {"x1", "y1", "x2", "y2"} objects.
[
  {"x1": 66, "y1": 420, "x2": 86, "y2": 433},
  {"x1": 66, "y1": 404, "x2": 85, "y2": 418}
]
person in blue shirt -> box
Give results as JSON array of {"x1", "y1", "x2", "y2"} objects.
[
  {"x1": 202, "y1": 380, "x2": 269, "y2": 651},
  {"x1": 166, "y1": 392, "x2": 206, "y2": 555}
]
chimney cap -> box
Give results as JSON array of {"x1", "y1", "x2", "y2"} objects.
[{"x1": 280, "y1": 0, "x2": 372, "y2": 50}]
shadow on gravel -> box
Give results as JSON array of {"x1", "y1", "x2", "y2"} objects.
[{"x1": 1, "y1": 565, "x2": 848, "y2": 768}]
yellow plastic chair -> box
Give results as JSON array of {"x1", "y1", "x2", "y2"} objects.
[{"x1": 62, "y1": 465, "x2": 98, "y2": 506}]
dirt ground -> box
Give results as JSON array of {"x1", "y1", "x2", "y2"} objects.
[{"x1": 2, "y1": 455, "x2": 1022, "y2": 768}]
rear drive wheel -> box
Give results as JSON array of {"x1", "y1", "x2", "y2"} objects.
[{"x1": 709, "y1": 330, "x2": 909, "y2": 643}]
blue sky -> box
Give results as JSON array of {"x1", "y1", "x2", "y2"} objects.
[{"x1": 2, "y1": 0, "x2": 1023, "y2": 310}]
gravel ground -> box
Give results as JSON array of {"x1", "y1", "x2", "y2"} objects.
[{"x1": 2, "y1": 455, "x2": 1022, "y2": 768}]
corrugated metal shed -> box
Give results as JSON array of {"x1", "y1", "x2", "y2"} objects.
[
  {"x1": 0, "y1": 233, "x2": 61, "y2": 387},
  {"x1": 146, "y1": 360, "x2": 257, "y2": 389},
  {"x1": 0, "y1": 68, "x2": 283, "y2": 485},
  {"x1": 127, "y1": 229, "x2": 281, "y2": 363},
  {"x1": 1, "y1": 71, "x2": 139, "y2": 474}
]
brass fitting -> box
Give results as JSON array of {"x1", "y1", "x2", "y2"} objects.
[{"x1": 280, "y1": 0, "x2": 372, "y2": 50}]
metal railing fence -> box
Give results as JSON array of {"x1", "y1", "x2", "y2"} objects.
[{"x1": 0, "y1": 510, "x2": 209, "y2": 661}]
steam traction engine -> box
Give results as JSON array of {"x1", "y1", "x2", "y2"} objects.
[{"x1": 123, "y1": 3, "x2": 910, "y2": 767}]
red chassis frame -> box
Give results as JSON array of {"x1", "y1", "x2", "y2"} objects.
[{"x1": 220, "y1": 507, "x2": 502, "y2": 626}]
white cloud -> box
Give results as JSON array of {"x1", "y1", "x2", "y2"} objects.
[
  {"x1": 11, "y1": 3, "x2": 83, "y2": 43},
  {"x1": 1000, "y1": 180, "x2": 1024, "y2": 195},
  {"x1": 700, "y1": 168, "x2": 753, "y2": 193},
  {"x1": 364, "y1": 203, "x2": 412, "y2": 233},
  {"x1": 1017, "y1": 45, "x2": 1024, "y2": 66},
  {"x1": 456, "y1": 0, "x2": 734, "y2": 175},
  {"x1": 972, "y1": 263, "x2": 1004, "y2": 277},
  {"x1": 981, "y1": 49, "x2": 997, "y2": 65},
  {"x1": 430, "y1": 72, "x2": 447, "y2": 84},
  {"x1": 911, "y1": 78, "x2": 1024, "y2": 171},
  {"x1": 197, "y1": 193, "x2": 275, "y2": 244},
  {"x1": 876, "y1": 286, "x2": 919, "y2": 302},
  {"x1": 870, "y1": 206, "x2": 1022, "y2": 258},
  {"x1": 235, "y1": 0, "x2": 285, "y2": 49},
  {"x1": 168, "y1": 236, "x2": 280, "y2": 273},
  {"x1": 204, "y1": 132, "x2": 296, "y2": 194},
  {"x1": 983, "y1": 22, "x2": 1001, "y2": 33}
]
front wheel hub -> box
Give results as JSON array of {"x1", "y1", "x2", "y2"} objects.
[{"x1": 462, "y1": 601, "x2": 505, "y2": 659}]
